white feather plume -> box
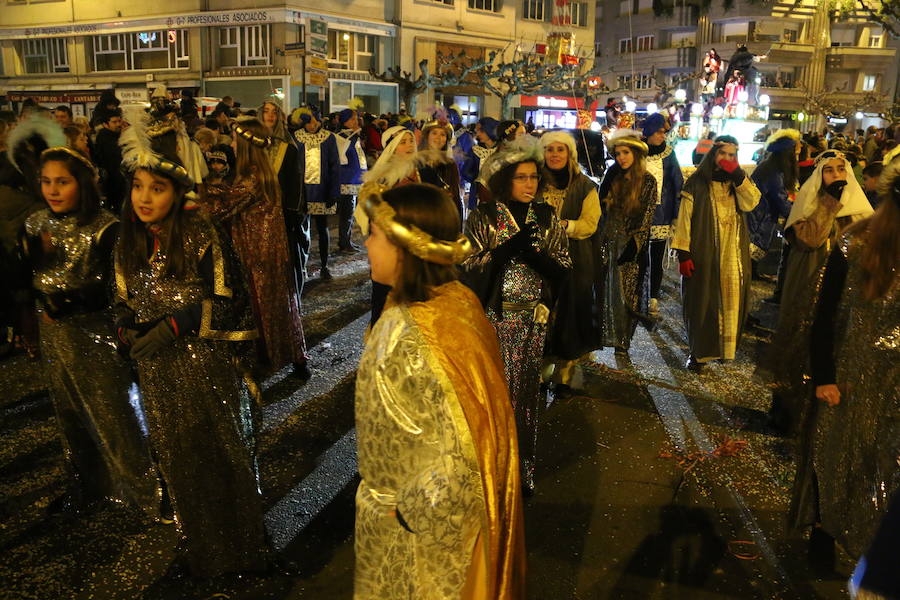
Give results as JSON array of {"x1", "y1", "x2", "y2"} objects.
[
  {"x1": 119, "y1": 105, "x2": 161, "y2": 173},
  {"x1": 6, "y1": 114, "x2": 67, "y2": 173}
]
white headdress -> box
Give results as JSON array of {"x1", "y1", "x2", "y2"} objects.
[
  {"x1": 786, "y1": 151, "x2": 872, "y2": 230},
  {"x1": 6, "y1": 113, "x2": 67, "y2": 173}
]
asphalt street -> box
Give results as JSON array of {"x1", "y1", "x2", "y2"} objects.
[{"x1": 0, "y1": 232, "x2": 854, "y2": 600}]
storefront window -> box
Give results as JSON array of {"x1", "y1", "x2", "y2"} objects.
[{"x1": 330, "y1": 80, "x2": 397, "y2": 115}]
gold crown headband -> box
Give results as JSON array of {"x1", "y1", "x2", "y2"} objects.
[
  {"x1": 40, "y1": 146, "x2": 99, "y2": 179},
  {"x1": 363, "y1": 188, "x2": 473, "y2": 266},
  {"x1": 233, "y1": 124, "x2": 273, "y2": 148},
  {"x1": 815, "y1": 150, "x2": 846, "y2": 166}
]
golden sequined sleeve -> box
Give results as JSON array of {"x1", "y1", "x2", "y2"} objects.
[{"x1": 204, "y1": 176, "x2": 261, "y2": 222}]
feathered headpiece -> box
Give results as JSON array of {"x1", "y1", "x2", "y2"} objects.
[
  {"x1": 607, "y1": 128, "x2": 648, "y2": 154},
  {"x1": 289, "y1": 106, "x2": 319, "y2": 127},
  {"x1": 765, "y1": 128, "x2": 801, "y2": 153},
  {"x1": 347, "y1": 97, "x2": 365, "y2": 111},
  {"x1": 119, "y1": 105, "x2": 194, "y2": 188},
  {"x1": 6, "y1": 114, "x2": 66, "y2": 173},
  {"x1": 478, "y1": 134, "x2": 543, "y2": 185}
]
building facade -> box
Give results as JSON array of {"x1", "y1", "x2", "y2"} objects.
[
  {"x1": 595, "y1": 0, "x2": 899, "y2": 131},
  {"x1": 0, "y1": 1, "x2": 399, "y2": 116},
  {"x1": 0, "y1": 0, "x2": 596, "y2": 121}
]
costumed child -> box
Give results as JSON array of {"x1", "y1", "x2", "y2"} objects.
[
  {"x1": 23, "y1": 142, "x2": 158, "y2": 515},
  {"x1": 114, "y1": 111, "x2": 267, "y2": 577},
  {"x1": 204, "y1": 118, "x2": 310, "y2": 379},
  {"x1": 354, "y1": 182, "x2": 524, "y2": 599}
]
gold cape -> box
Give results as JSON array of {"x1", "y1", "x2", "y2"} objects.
[{"x1": 354, "y1": 281, "x2": 525, "y2": 599}]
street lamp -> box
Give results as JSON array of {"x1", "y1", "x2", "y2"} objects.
[
  {"x1": 855, "y1": 111, "x2": 864, "y2": 120},
  {"x1": 646, "y1": 102, "x2": 658, "y2": 114},
  {"x1": 625, "y1": 100, "x2": 637, "y2": 113},
  {"x1": 759, "y1": 94, "x2": 770, "y2": 106},
  {"x1": 674, "y1": 89, "x2": 687, "y2": 102},
  {"x1": 797, "y1": 112, "x2": 806, "y2": 122}
]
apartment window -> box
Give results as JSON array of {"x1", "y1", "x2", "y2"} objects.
[
  {"x1": 571, "y1": 2, "x2": 588, "y2": 26},
  {"x1": 863, "y1": 74, "x2": 877, "y2": 91},
  {"x1": 90, "y1": 30, "x2": 189, "y2": 72},
  {"x1": 636, "y1": 73, "x2": 653, "y2": 89},
  {"x1": 619, "y1": 0, "x2": 631, "y2": 16},
  {"x1": 619, "y1": 74, "x2": 633, "y2": 88},
  {"x1": 355, "y1": 33, "x2": 377, "y2": 72},
  {"x1": 217, "y1": 25, "x2": 270, "y2": 68},
  {"x1": 869, "y1": 33, "x2": 883, "y2": 47},
  {"x1": 432, "y1": 0, "x2": 453, "y2": 3},
  {"x1": 327, "y1": 30, "x2": 351, "y2": 69},
  {"x1": 523, "y1": 0, "x2": 546, "y2": 21},
  {"x1": 783, "y1": 29, "x2": 798, "y2": 43},
  {"x1": 618, "y1": 38, "x2": 632, "y2": 54},
  {"x1": 19, "y1": 38, "x2": 69, "y2": 73},
  {"x1": 637, "y1": 35, "x2": 655, "y2": 52},
  {"x1": 469, "y1": 0, "x2": 500, "y2": 11}
]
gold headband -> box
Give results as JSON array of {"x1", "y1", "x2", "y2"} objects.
[
  {"x1": 363, "y1": 187, "x2": 473, "y2": 266},
  {"x1": 41, "y1": 146, "x2": 99, "y2": 178},
  {"x1": 233, "y1": 124, "x2": 273, "y2": 148},
  {"x1": 607, "y1": 136, "x2": 648, "y2": 154}
]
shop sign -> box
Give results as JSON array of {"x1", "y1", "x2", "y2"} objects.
[{"x1": 7, "y1": 91, "x2": 103, "y2": 103}]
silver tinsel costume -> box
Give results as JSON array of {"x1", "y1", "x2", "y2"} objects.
[
  {"x1": 790, "y1": 231, "x2": 899, "y2": 559},
  {"x1": 596, "y1": 172, "x2": 658, "y2": 350},
  {"x1": 25, "y1": 208, "x2": 159, "y2": 514},
  {"x1": 462, "y1": 199, "x2": 571, "y2": 490},
  {"x1": 114, "y1": 210, "x2": 267, "y2": 577}
]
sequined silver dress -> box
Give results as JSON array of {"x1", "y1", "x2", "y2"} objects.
[
  {"x1": 462, "y1": 200, "x2": 571, "y2": 490},
  {"x1": 790, "y1": 232, "x2": 900, "y2": 559},
  {"x1": 114, "y1": 211, "x2": 267, "y2": 577},
  {"x1": 25, "y1": 208, "x2": 159, "y2": 514}
]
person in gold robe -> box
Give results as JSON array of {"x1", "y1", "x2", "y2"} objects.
[
  {"x1": 672, "y1": 135, "x2": 761, "y2": 372},
  {"x1": 354, "y1": 182, "x2": 525, "y2": 599}
]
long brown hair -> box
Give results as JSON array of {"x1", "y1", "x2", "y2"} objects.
[
  {"x1": 845, "y1": 194, "x2": 900, "y2": 301},
  {"x1": 383, "y1": 183, "x2": 459, "y2": 305},
  {"x1": 609, "y1": 145, "x2": 648, "y2": 215},
  {"x1": 233, "y1": 118, "x2": 280, "y2": 207},
  {"x1": 117, "y1": 168, "x2": 191, "y2": 280}
]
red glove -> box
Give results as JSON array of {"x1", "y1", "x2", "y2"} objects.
[
  {"x1": 679, "y1": 259, "x2": 695, "y2": 278},
  {"x1": 717, "y1": 158, "x2": 739, "y2": 173}
]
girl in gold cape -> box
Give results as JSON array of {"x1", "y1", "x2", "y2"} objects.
[{"x1": 354, "y1": 182, "x2": 525, "y2": 599}]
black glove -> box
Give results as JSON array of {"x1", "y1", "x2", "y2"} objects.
[
  {"x1": 493, "y1": 223, "x2": 538, "y2": 262},
  {"x1": 730, "y1": 167, "x2": 746, "y2": 187},
  {"x1": 617, "y1": 238, "x2": 638, "y2": 265},
  {"x1": 130, "y1": 320, "x2": 177, "y2": 361},
  {"x1": 824, "y1": 180, "x2": 847, "y2": 200}
]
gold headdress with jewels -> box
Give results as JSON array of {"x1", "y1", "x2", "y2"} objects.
[
  {"x1": 361, "y1": 184, "x2": 473, "y2": 266},
  {"x1": 233, "y1": 120, "x2": 274, "y2": 148},
  {"x1": 119, "y1": 106, "x2": 194, "y2": 188}
]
